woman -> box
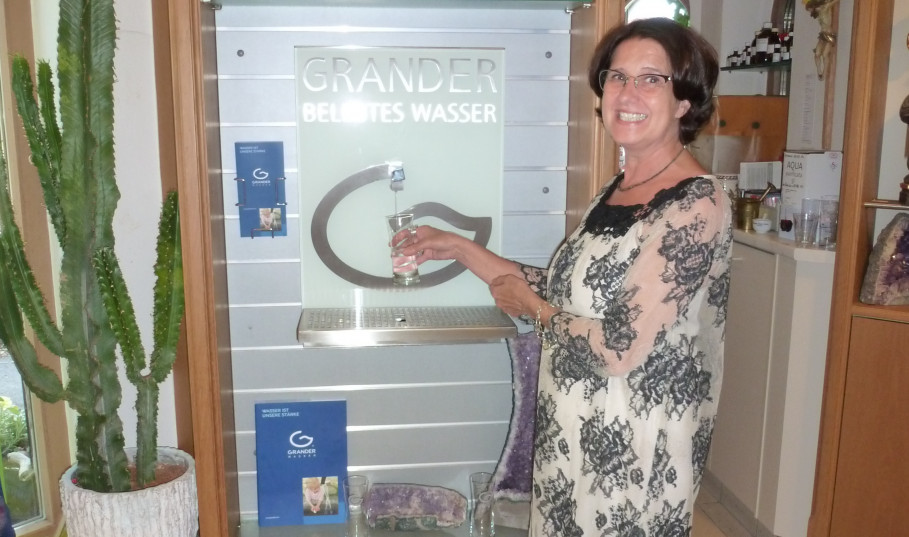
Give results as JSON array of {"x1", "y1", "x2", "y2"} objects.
[{"x1": 401, "y1": 18, "x2": 731, "y2": 536}]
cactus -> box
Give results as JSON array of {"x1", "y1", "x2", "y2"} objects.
[{"x1": 0, "y1": 0, "x2": 184, "y2": 493}]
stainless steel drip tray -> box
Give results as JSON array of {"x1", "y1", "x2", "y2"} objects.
[{"x1": 297, "y1": 306, "x2": 517, "y2": 347}]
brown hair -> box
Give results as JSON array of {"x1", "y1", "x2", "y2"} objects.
[{"x1": 588, "y1": 17, "x2": 718, "y2": 145}]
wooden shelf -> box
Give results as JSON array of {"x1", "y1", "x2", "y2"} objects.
[
  {"x1": 865, "y1": 198, "x2": 909, "y2": 210},
  {"x1": 852, "y1": 302, "x2": 909, "y2": 324},
  {"x1": 721, "y1": 60, "x2": 791, "y2": 73}
]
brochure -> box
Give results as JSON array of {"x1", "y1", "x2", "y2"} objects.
[{"x1": 255, "y1": 400, "x2": 348, "y2": 527}]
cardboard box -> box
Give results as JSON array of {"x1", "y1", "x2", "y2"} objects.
[
  {"x1": 739, "y1": 161, "x2": 782, "y2": 191},
  {"x1": 779, "y1": 151, "x2": 842, "y2": 240}
]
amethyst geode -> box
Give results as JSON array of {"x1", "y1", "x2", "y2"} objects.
[
  {"x1": 364, "y1": 483, "x2": 467, "y2": 531},
  {"x1": 861, "y1": 213, "x2": 909, "y2": 305},
  {"x1": 491, "y1": 332, "x2": 542, "y2": 502}
]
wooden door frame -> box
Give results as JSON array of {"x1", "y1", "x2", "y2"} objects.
[
  {"x1": 152, "y1": 1, "x2": 240, "y2": 536},
  {"x1": 807, "y1": 0, "x2": 896, "y2": 534}
]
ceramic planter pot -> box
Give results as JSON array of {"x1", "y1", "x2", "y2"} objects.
[{"x1": 59, "y1": 447, "x2": 198, "y2": 537}]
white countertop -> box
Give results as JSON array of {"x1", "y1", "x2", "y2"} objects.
[{"x1": 732, "y1": 229, "x2": 837, "y2": 264}]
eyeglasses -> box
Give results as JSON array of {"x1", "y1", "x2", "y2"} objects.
[{"x1": 598, "y1": 69, "x2": 672, "y2": 93}]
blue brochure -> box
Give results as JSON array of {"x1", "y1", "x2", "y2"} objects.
[
  {"x1": 235, "y1": 141, "x2": 287, "y2": 238},
  {"x1": 255, "y1": 400, "x2": 348, "y2": 527}
]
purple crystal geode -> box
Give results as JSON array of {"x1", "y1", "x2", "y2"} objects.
[
  {"x1": 364, "y1": 483, "x2": 467, "y2": 531},
  {"x1": 861, "y1": 213, "x2": 909, "y2": 305}
]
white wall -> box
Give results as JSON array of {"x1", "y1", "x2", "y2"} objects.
[
  {"x1": 878, "y1": 0, "x2": 909, "y2": 199},
  {"x1": 691, "y1": 0, "x2": 775, "y2": 96}
]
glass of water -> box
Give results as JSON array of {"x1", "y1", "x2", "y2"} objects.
[{"x1": 386, "y1": 213, "x2": 420, "y2": 286}]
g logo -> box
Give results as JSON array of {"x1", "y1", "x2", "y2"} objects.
[
  {"x1": 311, "y1": 164, "x2": 492, "y2": 289},
  {"x1": 289, "y1": 431, "x2": 314, "y2": 448}
]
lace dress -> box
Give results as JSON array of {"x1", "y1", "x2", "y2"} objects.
[{"x1": 527, "y1": 174, "x2": 733, "y2": 537}]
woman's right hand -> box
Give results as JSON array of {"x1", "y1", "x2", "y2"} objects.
[{"x1": 398, "y1": 225, "x2": 465, "y2": 266}]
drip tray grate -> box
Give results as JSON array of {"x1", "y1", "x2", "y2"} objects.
[{"x1": 297, "y1": 306, "x2": 517, "y2": 347}]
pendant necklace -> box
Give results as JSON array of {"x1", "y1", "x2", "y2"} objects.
[{"x1": 617, "y1": 146, "x2": 686, "y2": 192}]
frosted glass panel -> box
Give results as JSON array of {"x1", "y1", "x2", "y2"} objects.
[{"x1": 297, "y1": 47, "x2": 505, "y2": 308}]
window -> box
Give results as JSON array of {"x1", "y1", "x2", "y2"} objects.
[
  {"x1": 626, "y1": 0, "x2": 690, "y2": 25},
  {"x1": 0, "y1": 1, "x2": 70, "y2": 535}
]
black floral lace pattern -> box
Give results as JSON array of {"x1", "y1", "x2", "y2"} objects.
[{"x1": 530, "y1": 175, "x2": 732, "y2": 537}]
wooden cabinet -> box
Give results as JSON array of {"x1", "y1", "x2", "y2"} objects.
[
  {"x1": 808, "y1": 0, "x2": 909, "y2": 534},
  {"x1": 709, "y1": 234, "x2": 834, "y2": 537}
]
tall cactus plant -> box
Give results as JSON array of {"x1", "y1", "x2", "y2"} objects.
[{"x1": 0, "y1": 0, "x2": 184, "y2": 493}]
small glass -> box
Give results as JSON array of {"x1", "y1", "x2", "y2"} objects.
[
  {"x1": 793, "y1": 212, "x2": 819, "y2": 246},
  {"x1": 469, "y1": 472, "x2": 495, "y2": 537},
  {"x1": 386, "y1": 213, "x2": 420, "y2": 286}
]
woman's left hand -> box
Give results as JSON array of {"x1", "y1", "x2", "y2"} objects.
[{"x1": 489, "y1": 274, "x2": 538, "y2": 317}]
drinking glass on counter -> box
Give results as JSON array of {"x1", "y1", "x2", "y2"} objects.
[
  {"x1": 469, "y1": 472, "x2": 495, "y2": 537},
  {"x1": 817, "y1": 195, "x2": 839, "y2": 249},
  {"x1": 793, "y1": 211, "x2": 819, "y2": 245}
]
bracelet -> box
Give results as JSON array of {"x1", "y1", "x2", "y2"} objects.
[
  {"x1": 534, "y1": 302, "x2": 555, "y2": 349},
  {"x1": 534, "y1": 303, "x2": 545, "y2": 336}
]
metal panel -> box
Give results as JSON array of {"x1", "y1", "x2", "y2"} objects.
[
  {"x1": 503, "y1": 170, "x2": 566, "y2": 213},
  {"x1": 216, "y1": 3, "x2": 569, "y2": 518},
  {"x1": 227, "y1": 261, "x2": 303, "y2": 305},
  {"x1": 504, "y1": 79, "x2": 569, "y2": 123},
  {"x1": 215, "y1": 32, "x2": 570, "y2": 77},
  {"x1": 502, "y1": 213, "x2": 565, "y2": 258},
  {"x1": 215, "y1": 5, "x2": 574, "y2": 29},
  {"x1": 232, "y1": 383, "x2": 513, "y2": 431},
  {"x1": 230, "y1": 343, "x2": 512, "y2": 390},
  {"x1": 229, "y1": 304, "x2": 303, "y2": 348},
  {"x1": 504, "y1": 125, "x2": 568, "y2": 167}
]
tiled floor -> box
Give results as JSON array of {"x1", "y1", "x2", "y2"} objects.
[{"x1": 692, "y1": 486, "x2": 752, "y2": 537}]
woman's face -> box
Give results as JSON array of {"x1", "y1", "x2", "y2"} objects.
[{"x1": 599, "y1": 37, "x2": 690, "y2": 154}]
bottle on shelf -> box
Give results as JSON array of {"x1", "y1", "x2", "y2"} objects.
[
  {"x1": 770, "y1": 27, "x2": 782, "y2": 62},
  {"x1": 755, "y1": 22, "x2": 773, "y2": 64},
  {"x1": 752, "y1": 30, "x2": 764, "y2": 64}
]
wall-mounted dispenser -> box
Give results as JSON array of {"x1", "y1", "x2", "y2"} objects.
[{"x1": 295, "y1": 46, "x2": 516, "y2": 346}]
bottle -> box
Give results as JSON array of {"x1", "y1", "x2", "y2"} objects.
[
  {"x1": 770, "y1": 28, "x2": 782, "y2": 62},
  {"x1": 732, "y1": 50, "x2": 741, "y2": 66},
  {"x1": 752, "y1": 31, "x2": 764, "y2": 64},
  {"x1": 755, "y1": 23, "x2": 773, "y2": 64},
  {"x1": 780, "y1": 32, "x2": 791, "y2": 61}
]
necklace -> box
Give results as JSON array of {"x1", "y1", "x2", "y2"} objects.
[{"x1": 617, "y1": 146, "x2": 686, "y2": 192}]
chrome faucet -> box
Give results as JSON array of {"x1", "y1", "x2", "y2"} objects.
[{"x1": 388, "y1": 161, "x2": 405, "y2": 192}]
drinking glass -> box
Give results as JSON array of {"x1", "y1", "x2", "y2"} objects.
[
  {"x1": 469, "y1": 472, "x2": 495, "y2": 537},
  {"x1": 817, "y1": 195, "x2": 839, "y2": 249},
  {"x1": 793, "y1": 212, "x2": 819, "y2": 246},
  {"x1": 386, "y1": 213, "x2": 420, "y2": 286},
  {"x1": 801, "y1": 197, "x2": 823, "y2": 244}
]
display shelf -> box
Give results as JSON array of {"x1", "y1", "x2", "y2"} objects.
[
  {"x1": 720, "y1": 60, "x2": 791, "y2": 73},
  {"x1": 851, "y1": 302, "x2": 909, "y2": 324},
  {"x1": 864, "y1": 198, "x2": 909, "y2": 210}
]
